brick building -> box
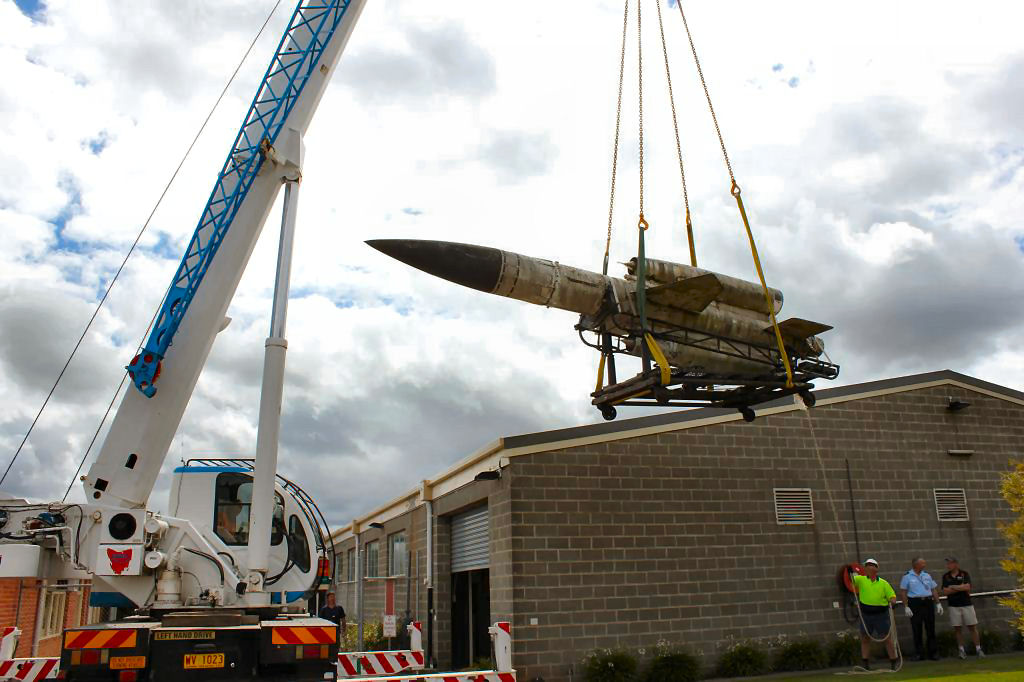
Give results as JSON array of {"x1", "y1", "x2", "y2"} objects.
[
  {"x1": 0, "y1": 579, "x2": 99, "y2": 657},
  {"x1": 330, "y1": 370, "x2": 1024, "y2": 680}
]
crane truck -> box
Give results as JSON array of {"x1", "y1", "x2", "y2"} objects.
[{"x1": 0, "y1": 1, "x2": 367, "y2": 680}]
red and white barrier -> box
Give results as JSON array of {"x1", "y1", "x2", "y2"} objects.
[
  {"x1": 347, "y1": 673, "x2": 514, "y2": 682},
  {"x1": 338, "y1": 621, "x2": 425, "y2": 676},
  {"x1": 0, "y1": 658, "x2": 59, "y2": 682},
  {"x1": 339, "y1": 649, "x2": 425, "y2": 677},
  {"x1": 0, "y1": 629, "x2": 17, "y2": 662},
  {"x1": 343, "y1": 622, "x2": 514, "y2": 682},
  {"x1": 0, "y1": 627, "x2": 59, "y2": 682},
  {"x1": 489, "y1": 622, "x2": 511, "y2": 673}
]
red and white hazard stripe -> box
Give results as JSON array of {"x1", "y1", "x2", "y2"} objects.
[
  {"x1": 338, "y1": 622, "x2": 514, "y2": 682},
  {"x1": 346, "y1": 673, "x2": 514, "y2": 682},
  {"x1": 0, "y1": 658, "x2": 60, "y2": 682},
  {"x1": 338, "y1": 621, "x2": 425, "y2": 677},
  {"x1": 0, "y1": 628, "x2": 18, "y2": 660},
  {"x1": 338, "y1": 650, "x2": 425, "y2": 676}
]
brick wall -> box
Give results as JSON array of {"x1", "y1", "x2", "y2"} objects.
[
  {"x1": 433, "y1": 513, "x2": 452, "y2": 669},
  {"x1": 0, "y1": 579, "x2": 39, "y2": 658},
  {"x1": 504, "y1": 385, "x2": 1024, "y2": 681},
  {"x1": 490, "y1": 477, "x2": 514, "y2": 629},
  {"x1": 0, "y1": 580, "x2": 93, "y2": 658}
]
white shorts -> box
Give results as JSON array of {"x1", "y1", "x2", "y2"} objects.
[{"x1": 949, "y1": 605, "x2": 978, "y2": 627}]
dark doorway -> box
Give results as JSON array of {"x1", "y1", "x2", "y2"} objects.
[{"x1": 451, "y1": 569, "x2": 490, "y2": 668}]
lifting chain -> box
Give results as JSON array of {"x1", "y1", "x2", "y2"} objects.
[
  {"x1": 674, "y1": 0, "x2": 794, "y2": 387},
  {"x1": 655, "y1": 0, "x2": 696, "y2": 267},
  {"x1": 635, "y1": 0, "x2": 658, "y2": 377},
  {"x1": 675, "y1": 0, "x2": 733, "y2": 185},
  {"x1": 636, "y1": 0, "x2": 645, "y2": 223},
  {"x1": 602, "y1": 0, "x2": 630, "y2": 277}
]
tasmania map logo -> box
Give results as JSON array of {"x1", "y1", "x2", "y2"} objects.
[{"x1": 107, "y1": 548, "x2": 132, "y2": 575}]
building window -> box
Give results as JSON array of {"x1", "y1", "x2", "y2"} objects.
[
  {"x1": 388, "y1": 532, "x2": 408, "y2": 576},
  {"x1": 773, "y1": 488, "x2": 814, "y2": 524},
  {"x1": 41, "y1": 589, "x2": 66, "y2": 638},
  {"x1": 347, "y1": 548, "x2": 356, "y2": 581},
  {"x1": 934, "y1": 488, "x2": 969, "y2": 521},
  {"x1": 365, "y1": 541, "x2": 380, "y2": 578}
]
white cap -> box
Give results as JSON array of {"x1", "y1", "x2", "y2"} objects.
[{"x1": 864, "y1": 558, "x2": 879, "y2": 567}]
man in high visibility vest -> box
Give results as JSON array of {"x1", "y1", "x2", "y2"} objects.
[{"x1": 852, "y1": 558, "x2": 900, "y2": 671}]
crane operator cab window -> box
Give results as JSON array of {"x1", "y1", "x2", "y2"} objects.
[
  {"x1": 215, "y1": 473, "x2": 285, "y2": 546},
  {"x1": 287, "y1": 515, "x2": 311, "y2": 573}
]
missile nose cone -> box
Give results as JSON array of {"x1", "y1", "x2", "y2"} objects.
[{"x1": 366, "y1": 239, "x2": 504, "y2": 294}]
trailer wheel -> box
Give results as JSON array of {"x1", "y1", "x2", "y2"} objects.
[
  {"x1": 600, "y1": 406, "x2": 617, "y2": 421},
  {"x1": 740, "y1": 407, "x2": 756, "y2": 423},
  {"x1": 800, "y1": 390, "x2": 816, "y2": 407}
]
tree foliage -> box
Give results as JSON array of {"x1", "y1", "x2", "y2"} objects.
[{"x1": 999, "y1": 460, "x2": 1024, "y2": 633}]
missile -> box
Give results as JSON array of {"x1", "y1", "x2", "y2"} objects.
[{"x1": 366, "y1": 239, "x2": 834, "y2": 378}]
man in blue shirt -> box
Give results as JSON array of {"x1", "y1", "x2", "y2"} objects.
[{"x1": 899, "y1": 557, "x2": 943, "y2": 660}]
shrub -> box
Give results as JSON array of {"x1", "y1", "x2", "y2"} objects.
[
  {"x1": 716, "y1": 642, "x2": 769, "y2": 678},
  {"x1": 936, "y1": 629, "x2": 959, "y2": 658},
  {"x1": 581, "y1": 649, "x2": 638, "y2": 682},
  {"x1": 461, "y1": 657, "x2": 494, "y2": 672},
  {"x1": 341, "y1": 621, "x2": 386, "y2": 652},
  {"x1": 641, "y1": 650, "x2": 701, "y2": 682},
  {"x1": 827, "y1": 631, "x2": 860, "y2": 667},
  {"x1": 1013, "y1": 629, "x2": 1024, "y2": 651},
  {"x1": 772, "y1": 638, "x2": 828, "y2": 672},
  {"x1": 980, "y1": 628, "x2": 1005, "y2": 654}
]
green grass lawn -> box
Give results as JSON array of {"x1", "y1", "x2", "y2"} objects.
[{"x1": 757, "y1": 652, "x2": 1024, "y2": 681}]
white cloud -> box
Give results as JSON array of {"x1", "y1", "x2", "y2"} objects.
[
  {"x1": 841, "y1": 221, "x2": 935, "y2": 266},
  {"x1": 0, "y1": 0, "x2": 1022, "y2": 526}
]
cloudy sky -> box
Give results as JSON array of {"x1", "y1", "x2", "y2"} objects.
[{"x1": 1, "y1": 0, "x2": 1021, "y2": 527}]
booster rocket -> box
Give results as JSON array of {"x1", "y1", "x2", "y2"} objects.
[{"x1": 366, "y1": 239, "x2": 835, "y2": 380}]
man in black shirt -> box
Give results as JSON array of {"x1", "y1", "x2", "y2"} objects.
[
  {"x1": 942, "y1": 557, "x2": 984, "y2": 659},
  {"x1": 318, "y1": 592, "x2": 347, "y2": 641}
]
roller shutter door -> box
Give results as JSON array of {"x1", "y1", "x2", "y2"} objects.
[{"x1": 451, "y1": 505, "x2": 489, "y2": 572}]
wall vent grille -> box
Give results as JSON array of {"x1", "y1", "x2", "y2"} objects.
[
  {"x1": 774, "y1": 488, "x2": 814, "y2": 525},
  {"x1": 934, "y1": 488, "x2": 969, "y2": 522}
]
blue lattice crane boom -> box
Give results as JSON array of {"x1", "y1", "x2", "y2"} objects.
[
  {"x1": 129, "y1": 2, "x2": 357, "y2": 400},
  {"x1": 84, "y1": 0, "x2": 365, "y2": 514}
]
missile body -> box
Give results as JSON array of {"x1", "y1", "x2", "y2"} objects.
[
  {"x1": 626, "y1": 257, "x2": 783, "y2": 315},
  {"x1": 367, "y1": 239, "x2": 830, "y2": 377}
]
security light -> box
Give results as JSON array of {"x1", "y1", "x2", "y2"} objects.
[{"x1": 947, "y1": 398, "x2": 971, "y2": 411}]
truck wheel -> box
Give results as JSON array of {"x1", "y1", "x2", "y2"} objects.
[
  {"x1": 600, "y1": 406, "x2": 617, "y2": 421},
  {"x1": 740, "y1": 407, "x2": 756, "y2": 423},
  {"x1": 800, "y1": 390, "x2": 816, "y2": 407}
]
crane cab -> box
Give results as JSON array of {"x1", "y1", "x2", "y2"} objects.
[{"x1": 168, "y1": 459, "x2": 331, "y2": 606}]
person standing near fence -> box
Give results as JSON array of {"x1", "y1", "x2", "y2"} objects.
[
  {"x1": 853, "y1": 558, "x2": 901, "y2": 671},
  {"x1": 319, "y1": 591, "x2": 348, "y2": 642},
  {"x1": 942, "y1": 556, "x2": 985, "y2": 659},
  {"x1": 899, "y1": 556, "x2": 943, "y2": 661}
]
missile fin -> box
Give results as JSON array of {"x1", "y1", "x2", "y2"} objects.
[
  {"x1": 770, "y1": 318, "x2": 834, "y2": 339},
  {"x1": 645, "y1": 273, "x2": 723, "y2": 313}
]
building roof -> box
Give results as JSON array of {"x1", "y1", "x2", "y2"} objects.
[{"x1": 330, "y1": 370, "x2": 1024, "y2": 542}]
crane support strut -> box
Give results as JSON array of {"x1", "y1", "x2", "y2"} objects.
[{"x1": 246, "y1": 175, "x2": 301, "y2": 598}]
